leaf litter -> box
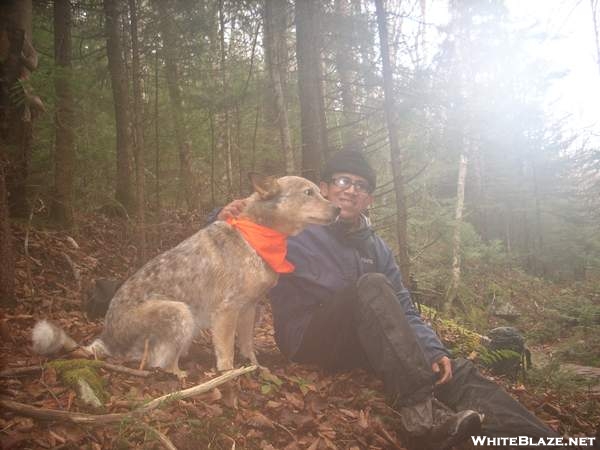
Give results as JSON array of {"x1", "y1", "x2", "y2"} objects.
[{"x1": 1, "y1": 213, "x2": 597, "y2": 449}]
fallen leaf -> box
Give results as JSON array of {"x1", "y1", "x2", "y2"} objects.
[
  {"x1": 284, "y1": 391, "x2": 305, "y2": 410},
  {"x1": 307, "y1": 437, "x2": 321, "y2": 450},
  {"x1": 246, "y1": 411, "x2": 275, "y2": 429}
]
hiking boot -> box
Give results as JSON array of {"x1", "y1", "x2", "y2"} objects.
[
  {"x1": 406, "y1": 409, "x2": 483, "y2": 450},
  {"x1": 429, "y1": 409, "x2": 483, "y2": 450}
]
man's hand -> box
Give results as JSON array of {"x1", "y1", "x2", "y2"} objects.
[
  {"x1": 217, "y1": 198, "x2": 248, "y2": 221},
  {"x1": 432, "y1": 356, "x2": 452, "y2": 385}
]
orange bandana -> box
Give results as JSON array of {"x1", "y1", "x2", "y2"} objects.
[{"x1": 226, "y1": 217, "x2": 295, "y2": 274}]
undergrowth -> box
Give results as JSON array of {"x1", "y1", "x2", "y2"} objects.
[{"x1": 417, "y1": 259, "x2": 600, "y2": 368}]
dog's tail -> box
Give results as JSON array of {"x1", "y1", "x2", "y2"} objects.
[{"x1": 31, "y1": 320, "x2": 109, "y2": 357}]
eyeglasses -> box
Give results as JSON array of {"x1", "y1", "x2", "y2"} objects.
[{"x1": 330, "y1": 176, "x2": 372, "y2": 194}]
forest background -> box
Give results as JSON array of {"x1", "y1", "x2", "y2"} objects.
[{"x1": 1, "y1": 0, "x2": 600, "y2": 447}]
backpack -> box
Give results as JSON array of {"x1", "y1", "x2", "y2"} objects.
[{"x1": 483, "y1": 327, "x2": 531, "y2": 379}]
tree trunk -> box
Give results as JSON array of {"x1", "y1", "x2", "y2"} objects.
[
  {"x1": 445, "y1": 151, "x2": 468, "y2": 311},
  {"x1": 295, "y1": 0, "x2": 327, "y2": 180},
  {"x1": 103, "y1": 0, "x2": 135, "y2": 214},
  {"x1": 128, "y1": 0, "x2": 146, "y2": 263},
  {"x1": 50, "y1": 0, "x2": 75, "y2": 227},
  {"x1": 0, "y1": 156, "x2": 15, "y2": 306},
  {"x1": 374, "y1": 0, "x2": 411, "y2": 287},
  {"x1": 592, "y1": 0, "x2": 600, "y2": 76},
  {"x1": 157, "y1": 0, "x2": 195, "y2": 209},
  {"x1": 264, "y1": 0, "x2": 295, "y2": 174},
  {"x1": 153, "y1": 46, "x2": 160, "y2": 213},
  {"x1": 334, "y1": 0, "x2": 362, "y2": 150},
  {"x1": 0, "y1": 0, "x2": 41, "y2": 304},
  {"x1": 1, "y1": 0, "x2": 38, "y2": 218},
  {"x1": 218, "y1": 0, "x2": 233, "y2": 196},
  {"x1": 471, "y1": 146, "x2": 489, "y2": 242}
]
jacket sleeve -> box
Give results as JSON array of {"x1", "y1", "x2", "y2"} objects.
[
  {"x1": 375, "y1": 239, "x2": 450, "y2": 364},
  {"x1": 204, "y1": 207, "x2": 222, "y2": 226}
]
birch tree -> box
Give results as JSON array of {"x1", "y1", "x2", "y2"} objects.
[{"x1": 446, "y1": 151, "x2": 468, "y2": 309}]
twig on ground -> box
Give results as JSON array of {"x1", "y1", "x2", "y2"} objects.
[
  {"x1": 99, "y1": 361, "x2": 151, "y2": 378},
  {"x1": 274, "y1": 421, "x2": 296, "y2": 442},
  {"x1": 0, "y1": 361, "x2": 151, "y2": 378},
  {"x1": 0, "y1": 365, "x2": 258, "y2": 425},
  {"x1": 140, "y1": 365, "x2": 257, "y2": 411},
  {"x1": 24, "y1": 195, "x2": 40, "y2": 297},
  {"x1": 0, "y1": 365, "x2": 43, "y2": 377},
  {"x1": 139, "y1": 422, "x2": 178, "y2": 450},
  {"x1": 61, "y1": 252, "x2": 81, "y2": 290}
]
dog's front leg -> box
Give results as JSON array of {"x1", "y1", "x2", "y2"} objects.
[
  {"x1": 236, "y1": 300, "x2": 259, "y2": 366},
  {"x1": 211, "y1": 306, "x2": 240, "y2": 371}
]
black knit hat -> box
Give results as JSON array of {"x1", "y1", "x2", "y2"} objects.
[{"x1": 321, "y1": 150, "x2": 376, "y2": 190}]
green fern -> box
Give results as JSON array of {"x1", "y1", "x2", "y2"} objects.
[
  {"x1": 8, "y1": 80, "x2": 27, "y2": 108},
  {"x1": 477, "y1": 348, "x2": 521, "y2": 367}
]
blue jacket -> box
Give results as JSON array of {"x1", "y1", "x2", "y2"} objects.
[{"x1": 269, "y1": 221, "x2": 449, "y2": 364}]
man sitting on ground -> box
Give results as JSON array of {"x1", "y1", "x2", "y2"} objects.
[{"x1": 218, "y1": 150, "x2": 558, "y2": 450}]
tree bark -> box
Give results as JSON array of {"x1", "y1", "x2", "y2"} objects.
[
  {"x1": 0, "y1": 156, "x2": 15, "y2": 306},
  {"x1": 295, "y1": 0, "x2": 327, "y2": 180},
  {"x1": 374, "y1": 0, "x2": 411, "y2": 286},
  {"x1": 128, "y1": 0, "x2": 146, "y2": 263},
  {"x1": 153, "y1": 47, "x2": 160, "y2": 213},
  {"x1": 0, "y1": 0, "x2": 40, "y2": 304},
  {"x1": 157, "y1": 0, "x2": 195, "y2": 209},
  {"x1": 218, "y1": 0, "x2": 233, "y2": 196},
  {"x1": 103, "y1": 0, "x2": 135, "y2": 214},
  {"x1": 592, "y1": 0, "x2": 600, "y2": 76},
  {"x1": 264, "y1": 0, "x2": 295, "y2": 174},
  {"x1": 50, "y1": 0, "x2": 75, "y2": 227},
  {"x1": 1, "y1": 0, "x2": 38, "y2": 218},
  {"x1": 334, "y1": 0, "x2": 362, "y2": 150},
  {"x1": 445, "y1": 151, "x2": 468, "y2": 310},
  {"x1": 471, "y1": 146, "x2": 489, "y2": 242}
]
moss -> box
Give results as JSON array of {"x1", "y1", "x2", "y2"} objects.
[
  {"x1": 47, "y1": 359, "x2": 109, "y2": 404},
  {"x1": 421, "y1": 305, "x2": 486, "y2": 357}
]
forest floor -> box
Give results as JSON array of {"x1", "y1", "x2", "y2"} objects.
[{"x1": 1, "y1": 212, "x2": 598, "y2": 449}]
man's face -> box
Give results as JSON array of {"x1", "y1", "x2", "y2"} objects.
[{"x1": 319, "y1": 172, "x2": 373, "y2": 223}]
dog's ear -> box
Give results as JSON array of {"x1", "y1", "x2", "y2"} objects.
[{"x1": 249, "y1": 173, "x2": 281, "y2": 199}]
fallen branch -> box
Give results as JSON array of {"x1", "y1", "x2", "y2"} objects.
[
  {"x1": 0, "y1": 365, "x2": 257, "y2": 425},
  {"x1": 0, "y1": 399, "x2": 127, "y2": 425},
  {"x1": 99, "y1": 361, "x2": 151, "y2": 378},
  {"x1": 0, "y1": 365, "x2": 43, "y2": 378},
  {"x1": 0, "y1": 361, "x2": 151, "y2": 378},
  {"x1": 140, "y1": 365, "x2": 257, "y2": 411}
]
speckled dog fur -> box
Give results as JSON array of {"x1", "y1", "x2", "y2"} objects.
[{"x1": 32, "y1": 175, "x2": 339, "y2": 377}]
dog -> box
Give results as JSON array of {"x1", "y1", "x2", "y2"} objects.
[{"x1": 32, "y1": 174, "x2": 340, "y2": 377}]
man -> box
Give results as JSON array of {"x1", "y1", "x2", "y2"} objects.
[{"x1": 218, "y1": 150, "x2": 558, "y2": 449}]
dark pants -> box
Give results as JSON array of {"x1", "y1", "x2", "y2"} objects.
[{"x1": 293, "y1": 273, "x2": 557, "y2": 440}]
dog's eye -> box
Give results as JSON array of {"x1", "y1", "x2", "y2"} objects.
[{"x1": 304, "y1": 188, "x2": 315, "y2": 196}]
